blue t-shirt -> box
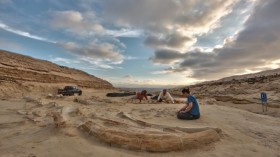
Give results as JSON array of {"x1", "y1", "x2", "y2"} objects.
[{"x1": 186, "y1": 95, "x2": 200, "y2": 116}]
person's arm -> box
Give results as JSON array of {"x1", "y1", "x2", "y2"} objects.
[
  {"x1": 178, "y1": 104, "x2": 188, "y2": 112},
  {"x1": 157, "y1": 92, "x2": 162, "y2": 101},
  {"x1": 184, "y1": 102, "x2": 193, "y2": 112},
  {"x1": 144, "y1": 94, "x2": 148, "y2": 100},
  {"x1": 167, "y1": 92, "x2": 174, "y2": 103},
  {"x1": 178, "y1": 100, "x2": 194, "y2": 112}
]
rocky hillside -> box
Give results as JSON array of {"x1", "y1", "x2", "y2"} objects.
[
  {"x1": 0, "y1": 50, "x2": 114, "y2": 97},
  {"x1": 171, "y1": 69, "x2": 280, "y2": 107}
]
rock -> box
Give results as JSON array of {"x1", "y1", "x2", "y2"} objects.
[
  {"x1": 32, "y1": 110, "x2": 43, "y2": 117},
  {"x1": 17, "y1": 110, "x2": 28, "y2": 115},
  {"x1": 47, "y1": 93, "x2": 53, "y2": 98},
  {"x1": 56, "y1": 94, "x2": 63, "y2": 98},
  {"x1": 46, "y1": 102, "x2": 60, "y2": 108},
  {"x1": 63, "y1": 128, "x2": 78, "y2": 137}
]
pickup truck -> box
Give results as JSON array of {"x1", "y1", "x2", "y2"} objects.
[{"x1": 57, "y1": 86, "x2": 82, "y2": 96}]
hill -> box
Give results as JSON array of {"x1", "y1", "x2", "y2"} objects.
[
  {"x1": 170, "y1": 67, "x2": 280, "y2": 108},
  {"x1": 0, "y1": 50, "x2": 114, "y2": 97}
]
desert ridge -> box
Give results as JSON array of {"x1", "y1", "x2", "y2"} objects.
[{"x1": 0, "y1": 50, "x2": 114, "y2": 98}]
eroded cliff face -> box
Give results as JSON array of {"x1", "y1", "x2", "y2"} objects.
[
  {"x1": 0, "y1": 50, "x2": 114, "y2": 97},
  {"x1": 170, "y1": 68, "x2": 280, "y2": 107}
]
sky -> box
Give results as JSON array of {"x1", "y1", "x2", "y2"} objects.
[{"x1": 1, "y1": 0, "x2": 280, "y2": 88}]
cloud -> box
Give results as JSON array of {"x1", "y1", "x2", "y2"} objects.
[
  {"x1": 151, "y1": 0, "x2": 280, "y2": 80},
  {"x1": 0, "y1": 22, "x2": 56, "y2": 43},
  {"x1": 107, "y1": 74, "x2": 199, "y2": 88},
  {"x1": 107, "y1": 76, "x2": 159, "y2": 88},
  {"x1": 50, "y1": 57, "x2": 69, "y2": 64},
  {"x1": 149, "y1": 49, "x2": 183, "y2": 64},
  {"x1": 96, "y1": 0, "x2": 249, "y2": 58},
  {"x1": 123, "y1": 75, "x2": 133, "y2": 79},
  {"x1": 49, "y1": 56, "x2": 122, "y2": 70},
  {"x1": 81, "y1": 57, "x2": 122, "y2": 69},
  {"x1": 105, "y1": 28, "x2": 142, "y2": 38},
  {"x1": 60, "y1": 41, "x2": 124, "y2": 64},
  {"x1": 58, "y1": 41, "x2": 125, "y2": 70},
  {"x1": 144, "y1": 32, "x2": 195, "y2": 50},
  {"x1": 50, "y1": 10, "x2": 137, "y2": 67},
  {"x1": 60, "y1": 42, "x2": 79, "y2": 50},
  {"x1": 124, "y1": 56, "x2": 141, "y2": 60},
  {"x1": 50, "y1": 10, "x2": 104, "y2": 36},
  {"x1": 99, "y1": 0, "x2": 236, "y2": 32},
  {"x1": 50, "y1": 10, "x2": 142, "y2": 38}
]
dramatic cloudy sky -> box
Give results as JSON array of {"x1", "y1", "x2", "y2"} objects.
[{"x1": 1, "y1": 0, "x2": 280, "y2": 88}]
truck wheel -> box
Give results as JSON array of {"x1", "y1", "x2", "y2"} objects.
[{"x1": 79, "y1": 91, "x2": 82, "y2": 96}]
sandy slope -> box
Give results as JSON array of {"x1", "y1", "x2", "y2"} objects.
[
  {"x1": 0, "y1": 89, "x2": 279, "y2": 157},
  {"x1": 0, "y1": 50, "x2": 114, "y2": 91}
]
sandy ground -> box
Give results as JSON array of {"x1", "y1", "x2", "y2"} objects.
[{"x1": 0, "y1": 89, "x2": 280, "y2": 157}]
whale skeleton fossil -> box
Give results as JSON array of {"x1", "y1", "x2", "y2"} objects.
[{"x1": 79, "y1": 112, "x2": 221, "y2": 152}]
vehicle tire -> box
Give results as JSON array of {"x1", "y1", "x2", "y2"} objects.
[{"x1": 79, "y1": 91, "x2": 82, "y2": 96}]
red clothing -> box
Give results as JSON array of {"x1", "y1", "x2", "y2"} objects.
[{"x1": 136, "y1": 91, "x2": 147, "y2": 102}]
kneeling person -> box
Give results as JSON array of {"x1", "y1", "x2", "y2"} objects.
[
  {"x1": 177, "y1": 88, "x2": 200, "y2": 120},
  {"x1": 157, "y1": 89, "x2": 174, "y2": 103},
  {"x1": 136, "y1": 90, "x2": 148, "y2": 103}
]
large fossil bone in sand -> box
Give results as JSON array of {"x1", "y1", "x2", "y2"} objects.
[
  {"x1": 79, "y1": 116, "x2": 221, "y2": 152},
  {"x1": 117, "y1": 112, "x2": 222, "y2": 134}
]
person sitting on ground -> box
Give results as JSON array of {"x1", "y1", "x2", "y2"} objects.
[
  {"x1": 157, "y1": 89, "x2": 175, "y2": 103},
  {"x1": 135, "y1": 90, "x2": 148, "y2": 103},
  {"x1": 177, "y1": 88, "x2": 200, "y2": 120}
]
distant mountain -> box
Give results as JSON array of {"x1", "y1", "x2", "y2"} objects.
[{"x1": 0, "y1": 50, "x2": 114, "y2": 89}]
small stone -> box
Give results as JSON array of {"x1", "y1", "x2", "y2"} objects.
[{"x1": 17, "y1": 110, "x2": 27, "y2": 115}]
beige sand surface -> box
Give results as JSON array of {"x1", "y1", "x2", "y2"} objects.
[{"x1": 0, "y1": 89, "x2": 279, "y2": 157}]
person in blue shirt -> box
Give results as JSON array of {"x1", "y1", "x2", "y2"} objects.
[{"x1": 177, "y1": 88, "x2": 200, "y2": 120}]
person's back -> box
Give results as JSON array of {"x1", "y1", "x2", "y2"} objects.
[
  {"x1": 187, "y1": 95, "x2": 200, "y2": 116},
  {"x1": 135, "y1": 90, "x2": 148, "y2": 103}
]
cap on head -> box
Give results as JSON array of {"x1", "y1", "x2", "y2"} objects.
[
  {"x1": 181, "y1": 88, "x2": 190, "y2": 94},
  {"x1": 163, "y1": 89, "x2": 167, "y2": 92}
]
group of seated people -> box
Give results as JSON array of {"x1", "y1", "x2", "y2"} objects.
[
  {"x1": 134, "y1": 88, "x2": 200, "y2": 120},
  {"x1": 134, "y1": 89, "x2": 174, "y2": 103}
]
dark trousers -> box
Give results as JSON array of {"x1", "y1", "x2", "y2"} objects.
[{"x1": 177, "y1": 112, "x2": 200, "y2": 120}]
